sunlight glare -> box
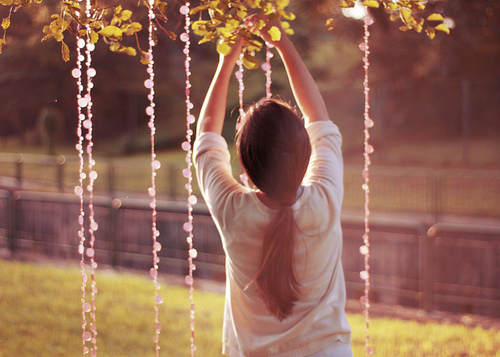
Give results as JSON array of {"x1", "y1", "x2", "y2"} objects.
[{"x1": 342, "y1": 1, "x2": 367, "y2": 20}]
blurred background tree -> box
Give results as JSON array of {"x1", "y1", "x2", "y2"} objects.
[{"x1": 0, "y1": 0, "x2": 498, "y2": 162}]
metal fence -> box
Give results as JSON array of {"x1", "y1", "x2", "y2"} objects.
[
  {"x1": 1, "y1": 153, "x2": 500, "y2": 221},
  {"x1": 0, "y1": 188, "x2": 498, "y2": 318}
]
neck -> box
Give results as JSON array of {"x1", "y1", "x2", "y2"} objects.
[{"x1": 256, "y1": 186, "x2": 303, "y2": 209}]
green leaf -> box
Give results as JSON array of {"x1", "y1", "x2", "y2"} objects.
[
  {"x1": 61, "y1": 41, "x2": 70, "y2": 62},
  {"x1": 427, "y1": 13, "x2": 444, "y2": 22},
  {"x1": 98, "y1": 26, "x2": 123, "y2": 40},
  {"x1": 267, "y1": 26, "x2": 281, "y2": 42},
  {"x1": 362, "y1": 0, "x2": 379, "y2": 8}
]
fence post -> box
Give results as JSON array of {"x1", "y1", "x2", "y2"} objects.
[
  {"x1": 7, "y1": 190, "x2": 19, "y2": 253},
  {"x1": 57, "y1": 155, "x2": 65, "y2": 193},
  {"x1": 420, "y1": 232, "x2": 434, "y2": 312},
  {"x1": 168, "y1": 164, "x2": 178, "y2": 198},
  {"x1": 432, "y1": 170, "x2": 442, "y2": 224},
  {"x1": 461, "y1": 78, "x2": 470, "y2": 164},
  {"x1": 108, "y1": 162, "x2": 115, "y2": 196},
  {"x1": 16, "y1": 154, "x2": 23, "y2": 189},
  {"x1": 109, "y1": 198, "x2": 121, "y2": 268}
]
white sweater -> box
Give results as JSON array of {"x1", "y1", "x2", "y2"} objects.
[{"x1": 193, "y1": 120, "x2": 351, "y2": 357}]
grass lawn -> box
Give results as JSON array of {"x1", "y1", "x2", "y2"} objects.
[{"x1": 0, "y1": 259, "x2": 499, "y2": 356}]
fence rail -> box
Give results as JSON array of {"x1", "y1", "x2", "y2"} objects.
[
  {"x1": 0, "y1": 188, "x2": 498, "y2": 318},
  {"x1": 1, "y1": 153, "x2": 500, "y2": 220}
]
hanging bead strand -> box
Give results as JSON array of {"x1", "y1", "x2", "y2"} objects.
[
  {"x1": 235, "y1": 53, "x2": 245, "y2": 131},
  {"x1": 359, "y1": 14, "x2": 374, "y2": 356},
  {"x1": 263, "y1": 43, "x2": 273, "y2": 99},
  {"x1": 73, "y1": 27, "x2": 89, "y2": 357},
  {"x1": 143, "y1": 1, "x2": 163, "y2": 355},
  {"x1": 83, "y1": 1, "x2": 98, "y2": 353},
  {"x1": 179, "y1": 2, "x2": 197, "y2": 356},
  {"x1": 235, "y1": 51, "x2": 251, "y2": 188}
]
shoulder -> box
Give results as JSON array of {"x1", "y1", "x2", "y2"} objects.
[
  {"x1": 193, "y1": 131, "x2": 230, "y2": 164},
  {"x1": 305, "y1": 120, "x2": 342, "y2": 144}
]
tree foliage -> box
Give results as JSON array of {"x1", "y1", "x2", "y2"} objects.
[
  {"x1": 1, "y1": 0, "x2": 175, "y2": 61},
  {"x1": 1, "y1": 0, "x2": 450, "y2": 62},
  {"x1": 331, "y1": 1, "x2": 450, "y2": 39}
]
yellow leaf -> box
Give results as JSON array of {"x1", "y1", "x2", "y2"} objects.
[
  {"x1": 120, "y1": 10, "x2": 132, "y2": 21},
  {"x1": 267, "y1": 26, "x2": 281, "y2": 42},
  {"x1": 41, "y1": 34, "x2": 53, "y2": 42},
  {"x1": 1, "y1": 18, "x2": 10, "y2": 30},
  {"x1": 362, "y1": 0, "x2": 379, "y2": 8},
  {"x1": 325, "y1": 18, "x2": 337, "y2": 31},
  {"x1": 385, "y1": 2, "x2": 397, "y2": 10},
  {"x1": 98, "y1": 26, "x2": 123, "y2": 40},
  {"x1": 0, "y1": 0, "x2": 13, "y2": 5},
  {"x1": 339, "y1": 0, "x2": 355, "y2": 8},
  {"x1": 435, "y1": 23, "x2": 450, "y2": 34},
  {"x1": 54, "y1": 32, "x2": 64, "y2": 42},
  {"x1": 111, "y1": 17, "x2": 120, "y2": 27},
  {"x1": 114, "y1": 5, "x2": 122, "y2": 15},
  {"x1": 157, "y1": 2, "x2": 168, "y2": 13},
  {"x1": 427, "y1": 13, "x2": 444, "y2": 22},
  {"x1": 400, "y1": 8, "x2": 412, "y2": 25},
  {"x1": 236, "y1": 8, "x2": 247, "y2": 19},
  {"x1": 61, "y1": 41, "x2": 70, "y2": 62},
  {"x1": 276, "y1": 0, "x2": 289, "y2": 9},
  {"x1": 110, "y1": 43, "x2": 120, "y2": 52},
  {"x1": 425, "y1": 26, "x2": 436, "y2": 40},
  {"x1": 89, "y1": 30, "x2": 98, "y2": 44},
  {"x1": 129, "y1": 22, "x2": 142, "y2": 32},
  {"x1": 216, "y1": 41, "x2": 232, "y2": 56},
  {"x1": 242, "y1": 52, "x2": 259, "y2": 70},
  {"x1": 117, "y1": 46, "x2": 136, "y2": 56}
]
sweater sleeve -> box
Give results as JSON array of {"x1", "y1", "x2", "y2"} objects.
[
  {"x1": 193, "y1": 132, "x2": 242, "y2": 220},
  {"x1": 303, "y1": 120, "x2": 344, "y2": 205}
]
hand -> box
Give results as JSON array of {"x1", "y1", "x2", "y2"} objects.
[
  {"x1": 246, "y1": 14, "x2": 288, "y2": 48},
  {"x1": 219, "y1": 37, "x2": 244, "y2": 66}
]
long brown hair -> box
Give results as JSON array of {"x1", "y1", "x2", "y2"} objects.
[{"x1": 236, "y1": 98, "x2": 311, "y2": 321}]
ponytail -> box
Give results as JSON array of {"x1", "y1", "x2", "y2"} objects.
[
  {"x1": 237, "y1": 98, "x2": 311, "y2": 321},
  {"x1": 252, "y1": 205, "x2": 299, "y2": 321}
]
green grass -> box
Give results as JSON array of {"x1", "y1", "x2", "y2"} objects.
[{"x1": 1, "y1": 259, "x2": 499, "y2": 356}]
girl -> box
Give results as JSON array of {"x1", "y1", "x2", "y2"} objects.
[{"x1": 193, "y1": 20, "x2": 352, "y2": 357}]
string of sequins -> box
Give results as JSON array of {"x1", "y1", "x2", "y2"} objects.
[
  {"x1": 235, "y1": 53, "x2": 245, "y2": 132},
  {"x1": 359, "y1": 15, "x2": 374, "y2": 356},
  {"x1": 263, "y1": 43, "x2": 273, "y2": 99},
  {"x1": 179, "y1": 3, "x2": 198, "y2": 356},
  {"x1": 72, "y1": 1, "x2": 99, "y2": 353},
  {"x1": 73, "y1": 31, "x2": 89, "y2": 357},
  {"x1": 143, "y1": 1, "x2": 163, "y2": 355}
]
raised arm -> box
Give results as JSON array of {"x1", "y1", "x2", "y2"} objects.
[
  {"x1": 197, "y1": 41, "x2": 243, "y2": 135},
  {"x1": 259, "y1": 23, "x2": 329, "y2": 125}
]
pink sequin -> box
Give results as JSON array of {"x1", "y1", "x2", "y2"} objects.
[{"x1": 83, "y1": 331, "x2": 92, "y2": 341}]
